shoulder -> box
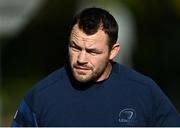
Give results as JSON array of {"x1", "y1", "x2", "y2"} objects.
[
  {"x1": 112, "y1": 62, "x2": 177, "y2": 109},
  {"x1": 111, "y1": 62, "x2": 169, "y2": 103},
  {"x1": 23, "y1": 66, "x2": 68, "y2": 105},
  {"x1": 112, "y1": 63, "x2": 180, "y2": 126},
  {"x1": 32, "y1": 66, "x2": 67, "y2": 92},
  {"x1": 112, "y1": 62, "x2": 157, "y2": 88}
]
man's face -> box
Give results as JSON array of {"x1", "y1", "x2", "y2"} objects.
[{"x1": 68, "y1": 24, "x2": 113, "y2": 83}]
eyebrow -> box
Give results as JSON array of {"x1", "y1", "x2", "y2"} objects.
[{"x1": 70, "y1": 41, "x2": 100, "y2": 52}]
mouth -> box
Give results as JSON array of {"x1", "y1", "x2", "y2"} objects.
[
  {"x1": 73, "y1": 66, "x2": 92, "y2": 75},
  {"x1": 74, "y1": 65, "x2": 92, "y2": 70}
]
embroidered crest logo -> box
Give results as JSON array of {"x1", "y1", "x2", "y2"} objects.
[{"x1": 118, "y1": 108, "x2": 136, "y2": 123}]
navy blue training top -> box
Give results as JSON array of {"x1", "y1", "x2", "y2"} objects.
[{"x1": 12, "y1": 62, "x2": 180, "y2": 126}]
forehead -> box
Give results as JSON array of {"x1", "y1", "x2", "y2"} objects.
[{"x1": 70, "y1": 24, "x2": 109, "y2": 47}]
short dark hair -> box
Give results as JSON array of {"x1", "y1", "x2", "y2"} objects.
[{"x1": 69, "y1": 7, "x2": 118, "y2": 48}]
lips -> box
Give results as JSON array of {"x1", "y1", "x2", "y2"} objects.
[
  {"x1": 75, "y1": 67, "x2": 90, "y2": 70},
  {"x1": 74, "y1": 65, "x2": 92, "y2": 70},
  {"x1": 73, "y1": 66, "x2": 92, "y2": 75}
]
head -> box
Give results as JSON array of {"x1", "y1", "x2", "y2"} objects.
[{"x1": 68, "y1": 7, "x2": 120, "y2": 83}]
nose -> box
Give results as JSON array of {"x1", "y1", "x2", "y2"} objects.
[{"x1": 77, "y1": 50, "x2": 88, "y2": 64}]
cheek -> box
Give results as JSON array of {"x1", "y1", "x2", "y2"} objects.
[
  {"x1": 69, "y1": 51, "x2": 77, "y2": 62},
  {"x1": 90, "y1": 54, "x2": 109, "y2": 68}
]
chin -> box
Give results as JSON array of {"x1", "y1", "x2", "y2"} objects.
[
  {"x1": 75, "y1": 76, "x2": 90, "y2": 83},
  {"x1": 73, "y1": 74, "x2": 91, "y2": 83}
]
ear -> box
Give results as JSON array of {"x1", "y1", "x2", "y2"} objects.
[{"x1": 109, "y1": 42, "x2": 120, "y2": 60}]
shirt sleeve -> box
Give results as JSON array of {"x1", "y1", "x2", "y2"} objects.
[
  {"x1": 151, "y1": 83, "x2": 180, "y2": 126},
  {"x1": 153, "y1": 97, "x2": 180, "y2": 126},
  {"x1": 11, "y1": 99, "x2": 38, "y2": 127}
]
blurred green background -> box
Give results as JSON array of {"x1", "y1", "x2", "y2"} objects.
[{"x1": 1, "y1": 0, "x2": 180, "y2": 126}]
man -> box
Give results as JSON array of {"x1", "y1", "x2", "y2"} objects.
[{"x1": 12, "y1": 7, "x2": 180, "y2": 127}]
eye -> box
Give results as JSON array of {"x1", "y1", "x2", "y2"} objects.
[
  {"x1": 69, "y1": 44, "x2": 81, "y2": 52},
  {"x1": 86, "y1": 49, "x2": 102, "y2": 55}
]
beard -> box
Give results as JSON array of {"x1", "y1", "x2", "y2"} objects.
[{"x1": 71, "y1": 60, "x2": 109, "y2": 83}]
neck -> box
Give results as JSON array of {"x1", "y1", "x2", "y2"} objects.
[{"x1": 96, "y1": 62, "x2": 112, "y2": 82}]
